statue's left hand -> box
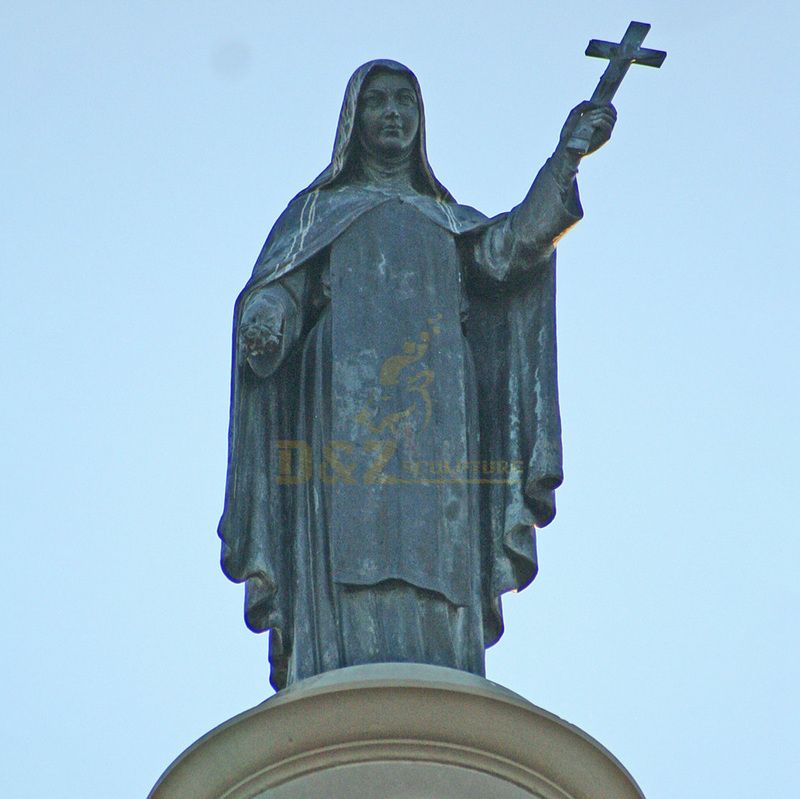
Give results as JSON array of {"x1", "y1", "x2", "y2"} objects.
[{"x1": 558, "y1": 101, "x2": 617, "y2": 156}]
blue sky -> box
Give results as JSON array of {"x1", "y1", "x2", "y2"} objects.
[{"x1": 2, "y1": 2, "x2": 798, "y2": 797}]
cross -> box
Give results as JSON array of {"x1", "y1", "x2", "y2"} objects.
[{"x1": 566, "y1": 20, "x2": 666, "y2": 154}]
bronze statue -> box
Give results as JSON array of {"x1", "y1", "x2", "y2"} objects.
[{"x1": 219, "y1": 29, "x2": 663, "y2": 691}]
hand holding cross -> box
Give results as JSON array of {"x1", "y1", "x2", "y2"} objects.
[{"x1": 566, "y1": 20, "x2": 666, "y2": 155}]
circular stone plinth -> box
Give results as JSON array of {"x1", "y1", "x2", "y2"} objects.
[{"x1": 149, "y1": 663, "x2": 645, "y2": 799}]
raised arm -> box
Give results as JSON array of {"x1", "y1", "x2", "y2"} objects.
[{"x1": 470, "y1": 102, "x2": 616, "y2": 283}]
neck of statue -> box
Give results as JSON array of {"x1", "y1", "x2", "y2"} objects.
[{"x1": 356, "y1": 149, "x2": 416, "y2": 192}]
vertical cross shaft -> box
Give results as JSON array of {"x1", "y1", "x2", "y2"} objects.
[{"x1": 566, "y1": 21, "x2": 666, "y2": 153}]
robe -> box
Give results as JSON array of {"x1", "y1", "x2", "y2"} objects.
[{"x1": 220, "y1": 159, "x2": 582, "y2": 690}]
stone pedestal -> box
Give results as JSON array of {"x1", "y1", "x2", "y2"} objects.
[{"x1": 149, "y1": 664, "x2": 644, "y2": 799}]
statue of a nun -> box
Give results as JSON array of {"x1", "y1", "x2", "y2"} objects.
[{"x1": 219, "y1": 59, "x2": 615, "y2": 690}]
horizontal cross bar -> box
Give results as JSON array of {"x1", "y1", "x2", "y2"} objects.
[{"x1": 586, "y1": 39, "x2": 666, "y2": 68}]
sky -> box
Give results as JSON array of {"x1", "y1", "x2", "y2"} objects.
[{"x1": 2, "y1": 2, "x2": 798, "y2": 797}]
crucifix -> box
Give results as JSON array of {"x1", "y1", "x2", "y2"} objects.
[{"x1": 567, "y1": 20, "x2": 666, "y2": 154}]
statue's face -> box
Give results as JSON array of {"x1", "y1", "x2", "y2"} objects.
[{"x1": 357, "y1": 71, "x2": 420, "y2": 160}]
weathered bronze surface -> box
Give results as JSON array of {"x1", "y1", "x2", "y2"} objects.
[{"x1": 219, "y1": 32, "x2": 663, "y2": 690}]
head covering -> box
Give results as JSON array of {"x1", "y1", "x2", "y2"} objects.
[{"x1": 295, "y1": 59, "x2": 454, "y2": 202}]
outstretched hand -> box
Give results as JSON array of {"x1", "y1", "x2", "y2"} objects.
[
  {"x1": 241, "y1": 322, "x2": 282, "y2": 357},
  {"x1": 240, "y1": 298, "x2": 285, "y2": 359},
  {"x1": 558, "y1": 101, "x2": 617, "y2": 156}
]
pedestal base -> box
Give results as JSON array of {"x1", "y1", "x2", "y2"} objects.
[{"x1": 149, "y1": 664, "x2": 644, "y2": 799}]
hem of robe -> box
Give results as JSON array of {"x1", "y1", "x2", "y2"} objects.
[{"x1": 287, "y1": 579, "x2": 485, "y2": 688}]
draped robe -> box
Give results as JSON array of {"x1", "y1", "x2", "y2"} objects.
[
  {"x1": 218, "y1": 59, "x2": 583, "y2": 691},
  {"x1": 220, "y1": 168, "x2": 581, "y2": 689}
]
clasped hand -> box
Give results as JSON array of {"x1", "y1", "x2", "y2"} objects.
[{"x1": 558, "y1": 101, "x2": 617, "y2": 156}]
